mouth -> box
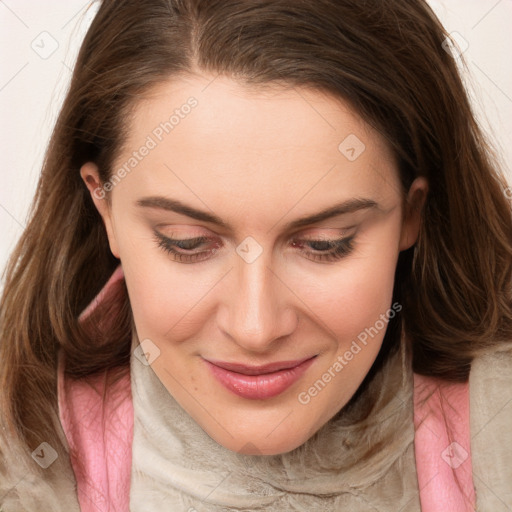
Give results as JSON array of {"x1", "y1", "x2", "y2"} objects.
[{"x1": 204, "y1": 355, "x2": 318, "y2": 400}]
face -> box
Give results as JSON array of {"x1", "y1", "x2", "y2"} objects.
[{"x1": 81, "y1": 73, "x2": 427, "y2": 455}]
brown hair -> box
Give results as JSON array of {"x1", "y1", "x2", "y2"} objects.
[{"x1": 1, "y1": 0, "x2": 511, "y2": 485}]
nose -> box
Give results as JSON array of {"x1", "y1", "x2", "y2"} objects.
[{"x1": 218, "y1": 247, "x2": 297, "y2": 354}]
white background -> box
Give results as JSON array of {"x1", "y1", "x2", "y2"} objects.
[{"x1": 1, "y1": 0, "x2": 511, "y2": 282}]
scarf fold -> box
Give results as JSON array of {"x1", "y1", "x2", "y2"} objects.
[
  {"x1": 469, "y1": 346, "x2": 512, "y2": 509},
  {"x1": 129, "y1": 328, "x2": 422, "y2": 511}
]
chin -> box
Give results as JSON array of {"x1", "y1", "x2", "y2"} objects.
[
  {"x1": 201, "y1": 415, "x2": 318, "y2": 456},
  {"x1": 228, "y1": 434, "x2": 310, "y2": 456}
]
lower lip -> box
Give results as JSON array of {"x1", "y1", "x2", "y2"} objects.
[{"x1": 205, "y1": 357, "x2": 316, "y2": 400}]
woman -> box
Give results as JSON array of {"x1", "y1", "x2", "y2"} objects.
[{"x1": 1, "y1": 0, "x2": 511, "y2": 510}]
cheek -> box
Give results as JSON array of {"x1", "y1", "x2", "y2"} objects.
[
  {"x1": 297, "y1": 231, "x2": 400, "y2": 349},
  {"x1": 293, "y1": 240, "x2": 400, "y2": 417},
  {"x1": 116, "y1": 228, "x2": 211, "y2": 341}
]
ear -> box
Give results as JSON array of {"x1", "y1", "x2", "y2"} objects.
[
  {"x1": 80, "y1": 162, "x2": 121, "y2": 259},
  {"x1": 399, "y1": 176, "x2": 429, "y2": 251}
]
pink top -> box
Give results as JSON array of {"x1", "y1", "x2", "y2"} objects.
[
  {"x1": 414, "y1": 374, "x2": 475, "y2": 510},
  {"x1": 57, "y1": 266, "x2": 476, "y2": 511},
  {"x1": 57, "y1": 266, "x2": 132, "y2": 512}
]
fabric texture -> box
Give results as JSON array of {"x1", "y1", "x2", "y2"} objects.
[
  {"x1": 57, "y1": 351, "x2": 133, "y2": 512},
  {"x1": 469, "y1": 347, "x2": 512, "y2": 510},
  {"x1": 0, "y1": 420, "x2": 81, "y2": 512},
  {"x1": 56, "y1": 265, "x2": 133, "y2": 512},
  {"x1": 413, "y1": 374, "x2": 475, "y2": 510}
]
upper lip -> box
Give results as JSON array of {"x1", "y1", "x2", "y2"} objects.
[{"x1": 204, "y1": 356, "x2": 316, "y2": 375}]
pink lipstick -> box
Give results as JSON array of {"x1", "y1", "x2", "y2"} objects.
[{"x1": 204, "y1": 356, "x2": 316, "y2": 400}]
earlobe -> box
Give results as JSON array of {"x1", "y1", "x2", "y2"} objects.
[
  {"x1": 80, "y1": 162, "x2": 121, "y2": 259},
  {"x1": 399, "y1": 177, "x2": 429, "y2": 251}
]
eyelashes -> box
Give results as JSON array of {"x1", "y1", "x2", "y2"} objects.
[
  {"x1": 153, "y1": 231, "x2": 355, "y2": 264},
  {"x1": 290, "y1": 237, "x2": 354, "y2": 262},
  {"x1": 154, "y1": 234, "x2": 217, "y2": 264}
]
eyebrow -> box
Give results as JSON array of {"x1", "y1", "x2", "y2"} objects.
[{"x1": 136, "y1": 196, "x2": 379, "y2": 231}]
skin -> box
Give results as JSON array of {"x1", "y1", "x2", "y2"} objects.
[{"x1": 81, "y1": 73, "x2": 428, "y2": 455}]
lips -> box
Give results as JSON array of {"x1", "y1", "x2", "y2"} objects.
[{"x1": 204, "y1": 355, "x2": 317, "y2": 400}]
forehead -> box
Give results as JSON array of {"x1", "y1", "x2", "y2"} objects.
[{"x1": 112, "y1": 73, "x2": 401, "y2": 222}]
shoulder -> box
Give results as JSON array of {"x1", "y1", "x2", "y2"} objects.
[
  {"x1": 470, "y1": 345, "x2": 512, "y2": 423},
  {"x1": 469, "y1": 346, "x2": 512, "y2": 510},
  {"x1": 0, "y1": 427, "x2": 80, "y2": 512}
]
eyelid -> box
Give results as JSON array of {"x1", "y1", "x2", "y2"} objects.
[
  {"x1": 294, "y1": 226, "x2": 355, "y2": 238},
  {"x1": 153, "y1": 224, "x2": 211, "y2": 237},
  {"x1": 154, "y1": 226, "x2": 356, "y2": 248},
  {"x1": 154, "y1": 222, "x2": 357, "y2": 242}
]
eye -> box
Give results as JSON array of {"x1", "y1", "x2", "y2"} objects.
[
  {"x1": 154, "y1": 231, "x2": 355, "y2": 264},
  {"x1": 291, "y1": 236, "x2": 355, "y2": 263},
  {"x1": 154, "y1": 232, "x2": 219, "y2": 264}
]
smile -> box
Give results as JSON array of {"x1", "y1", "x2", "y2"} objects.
[{"x1": 204, "y1": 356, "x2": 317, "y2": 400}]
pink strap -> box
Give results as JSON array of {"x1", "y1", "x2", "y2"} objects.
[
  {"x1": 58, "y1": 265, "x2": 476, "y2": 509},
  {"x1": 57, "y1": 266, "x2": 133, "y2": 512},
  {"x1": 414, "y1": 373, "x2": 475, "y2": 510}
]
